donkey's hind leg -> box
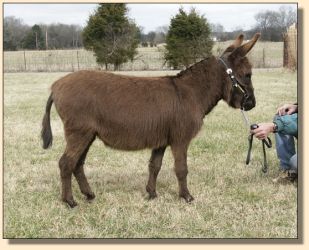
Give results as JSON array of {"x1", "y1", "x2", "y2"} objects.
[
  {"x1": 146, "y1": 146, "x2": 166, "y2": 199},
  {"x1": 73, "y1": 135, "x2": 96, "y2": 201},
  {"x1": 171, "y1": 144, "x2": 194, "y2": 203},
  {"x1": 59, "y1": 129, "x2": 95, "y2": 208}
]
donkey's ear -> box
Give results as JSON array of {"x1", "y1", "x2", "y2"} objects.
[
  {"x1": 221, "y1": 34, "x2": 244, "y2": 55},
  {"x1": 229, "y1": 33, "x2": 261, "y2": 58}
]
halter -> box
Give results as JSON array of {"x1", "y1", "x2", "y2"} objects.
[{"x1": 218, "y1": 57, "x2": 249, "y2": 109}]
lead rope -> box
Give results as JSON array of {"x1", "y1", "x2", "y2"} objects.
[
  {"x1": 240, "y1": 110, "x2": 272, "y2": 173},
  {"x1": 245, "y1": 124, "x2": 272, "y2": 173}
]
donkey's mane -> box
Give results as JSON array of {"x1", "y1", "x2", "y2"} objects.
[{"x1": 175, "y1": 57, "x2": 212, "y2": 78}]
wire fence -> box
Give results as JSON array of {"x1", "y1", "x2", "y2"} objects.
[{"x1": 4, "y1": 42, "x2": 285, "y2": 73}]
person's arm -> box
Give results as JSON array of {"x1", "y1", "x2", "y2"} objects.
[
  {"x1": 251, "y1": 114, "x2": 298, "y2": 140},
  {"x1": 273, "y1": 113, "x2": 298, "y2": 137}
]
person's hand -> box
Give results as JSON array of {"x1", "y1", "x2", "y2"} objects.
[
  {"x1": 251, "y1": 123, "x2": 274, "y2": 140},
  {"x1": 277, "y1": 103, "x2": 297, "y2": 116}
]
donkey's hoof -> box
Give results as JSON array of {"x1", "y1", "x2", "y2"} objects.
[
  {"x1": 65, "y1": 199, "x2": 78, "y2": 208},
  {"x1": 148, "y1": 192, "x2": 158, "y2": 200},
  {"x1": 180, "y1": 194, "x2": 194, "y2": 203},
  {"x1": 86, "y1": 192, "x2": 96, "y2": 201},
  {"x1": 146, "y1": 185, "x2": 157, "y2": 200}
]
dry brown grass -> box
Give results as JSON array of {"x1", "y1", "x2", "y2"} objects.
[
  {"x1": 4, "y1": 41, "x2": 283, "y2": 72},
  {"x1": 3, "y1": 69, "x2": 297, "y2": 238}
]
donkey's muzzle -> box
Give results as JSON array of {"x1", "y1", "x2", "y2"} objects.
[{"x1": 242, "y1": 96, "x2": 256, "y2": 111}]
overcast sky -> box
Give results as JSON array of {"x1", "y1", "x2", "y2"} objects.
[{"x1": 4, "y1": 3, "x2": 297, "y2": 32}]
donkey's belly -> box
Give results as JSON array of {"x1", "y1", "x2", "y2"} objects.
[{"x1": 96, "y1": 126, "x2": 169, "y2": 151}]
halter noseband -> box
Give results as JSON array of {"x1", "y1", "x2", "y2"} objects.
[{"x1": 218, "y1": 57, "x2": 249, "y2": 109}]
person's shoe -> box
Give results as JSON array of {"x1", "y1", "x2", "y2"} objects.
[{"x1": 272, "y1": 170, "x2": 297, "y2": 184}]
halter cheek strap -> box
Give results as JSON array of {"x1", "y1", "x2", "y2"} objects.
[{"x1": 218, "y1": 57, "x2": 249, "y2": 107}]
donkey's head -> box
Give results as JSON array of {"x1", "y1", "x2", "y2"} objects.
[{"x1": 220, "y1": 33, "x2": 260, "y2": 111}]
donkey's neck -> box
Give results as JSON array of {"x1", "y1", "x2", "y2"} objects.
[{"x1": 175, "y1": 56, "x2": 224, "y2": 116}]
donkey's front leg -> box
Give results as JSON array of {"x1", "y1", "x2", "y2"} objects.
[{"x1": 171, "y1": 145, "x2": 194, "y2": 203}]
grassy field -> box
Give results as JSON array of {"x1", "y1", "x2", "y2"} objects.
[
  {"x1": 3, "y1": 41, "x2": 283, "y2": 72},
  {"x1": 3, "y1": 68, "x2": 297, "y2": 239}
]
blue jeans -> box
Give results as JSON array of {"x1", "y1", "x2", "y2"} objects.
[{"x1": 275, "y1": 132, "x2": 297, "y2": 173}]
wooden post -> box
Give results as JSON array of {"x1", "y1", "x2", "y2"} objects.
[
  {"x1": 35, "y1": 31, "x2": 38, "y2": 50},
  {"x1": 45, "y1": 29, "x2": 48, "y2": 50},
  {"x1": 262, "y1": 48, "x2": 266, "y2": 68},
  {"x1": 76, "y1": 50, "x2": 80, "y2": 71},
  {"x1": 23, "y1": 51, "x2": 27, "y2": 71}
]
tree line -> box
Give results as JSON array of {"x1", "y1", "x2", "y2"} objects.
[
  {"x1": 3, "y1": 17, "x2": 169, "y2": 51},
  {"x1": 212, "y1": 6, "x2": 296, "y2": 42},
  {"x1": 4, "y1": 16, "x2": 83, "y2": 51},
  {"x1": 4, "y1": 4, "x2": 296, "y2": 70},
  {"x1": 4, "y1": 4, "x2": 296, "y2": 52}
]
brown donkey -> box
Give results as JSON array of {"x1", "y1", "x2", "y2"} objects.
[{"x1": 41, "y1": 33, "x2": 260, "y2": 207}]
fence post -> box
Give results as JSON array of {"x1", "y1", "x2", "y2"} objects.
[
  {"x1": 23, "y1": 51, "x2": 27, "y2": 71},
  {"x1": 76, "y1": 50, "x2": 80, "y2": 71},
  {"x1": 262, "y1": 48, "x2": 265, "y2": 68}
]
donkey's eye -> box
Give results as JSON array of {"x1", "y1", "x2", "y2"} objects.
[{"x1": 245, "y1": 73, "x2": 252, "y2": 79}]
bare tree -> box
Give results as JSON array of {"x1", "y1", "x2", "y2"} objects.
[
  {"x1": 147, "y1": 31, "x2": 156, "y2": 46},
  {"x1": 154, "y1": 26, "x2": 168, "y2": 44},
  {"x1": 254, "y1": 6, "x2": 296, "y2": 41},
  {"x1": 4, "y1": 16, "x2": 30, "y2": 50},
  {"x1": 210, "y1": 23, "x2": 225, "y2": 41},
  {"x1": 41, "y1": 23, "x2": 83, "y2": 49},
  {"x1": 278, "y1": 6, "x2": 297, "y2": 31}
]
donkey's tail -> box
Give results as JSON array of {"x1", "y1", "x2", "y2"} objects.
[{"x1": 41, "y1": 94, "x2": 54, "y2": 149}]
